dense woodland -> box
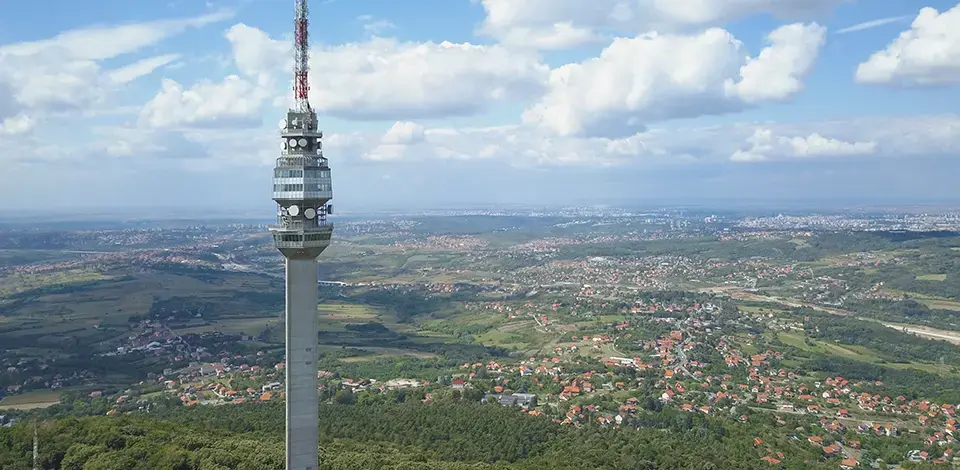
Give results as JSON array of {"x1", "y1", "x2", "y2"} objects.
[{"x1": 1, "y1": 402, "x2": 848, "y2": 470}]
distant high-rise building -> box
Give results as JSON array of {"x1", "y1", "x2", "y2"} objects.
[{"x1": 270, "y1": 1, "x2": 333, "y2": 468}]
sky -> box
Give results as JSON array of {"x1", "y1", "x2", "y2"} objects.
[{"x1": 1, "y1": 0, "x2": 960, "y2": 212}]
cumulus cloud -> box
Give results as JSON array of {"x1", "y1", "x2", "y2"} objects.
[
  {"x1": 0, "y1": 11, "x2": 231, "y2": 124},
  {"x1": 477, "y1": 0, "x2": 846, "y2": 49},
  {"x1": 103, "y1": 129, "x2": 211, "y2": 160},
  {"x1": 856, "y1": 4, "x2": 960, "y2": 86},
  {"x1": 208, "y1": 25, "x2": 550, "y2": 120},
  {"x1": 225, "y1": 23, "x2": 288, "y2": 84},
  {"x1": 523, "y1": 23, "x2": 827, "y2": 138},
  {"x1": 309, "y1": 38, "x2": 548, "y2": 120},
  {"x1": 142, "y1": 27, "x2": 550, "y2": 128},
  {"x1": 366, "y1": 121, "x2": 426, "y2": 161},
  {"x1": 725, "y1": 23, "x2": 826, "y2": 103},
  {"x1": 493, "y1": 23, "x2": 604, "y2": 50},
  {"x1": 382, "y1": 121, "x2": 425, "y2": 145},
  {"x1": 138, "y1": 24, "x2": 290, "y2": 129},
  {"x1": 0, "y1": 114, "x2": 34, "y2": 135},
  {"x1": 139, "y1": 76, "x2": 271, "y2": 128},
  {"x1": 354, "y1": 115, "x2": 957, "y2": 169},
  {"x1": 731, "y1": 128, "x2": 878, "y2": 162}
]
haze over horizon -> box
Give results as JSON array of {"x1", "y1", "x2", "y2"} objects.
[{"x1": 3, "y1": 0, "x2": 960, "y2": 211}]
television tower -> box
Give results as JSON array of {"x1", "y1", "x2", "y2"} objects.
[{"x1": 270, "y1": 0, "x2": 332, "y2": 469}]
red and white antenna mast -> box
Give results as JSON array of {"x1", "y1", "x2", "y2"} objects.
[{"x1": 294, "y1": 0, "x2": 311, "y2": 112}]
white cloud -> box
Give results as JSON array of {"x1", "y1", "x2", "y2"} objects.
[
  {"x1": 725, "y1": 23, "x2": 826, "y2": 103},
  {"x1": 102, "y1": 130, "x2": 209, "y2": 161},
  {"x1": 357, "y1": 15, "x2": 397, "y2": 35},
  {"x1": 139, "y1": 76, "x2": 270, "y2": 128},
  {"x1": 137, "y1": 23, "x2": 291, "y2": 129},
  {"x1": 836, "y1": 15, "x2": 914, "y2": 35},
  {"x1": 382, "y1": 121, "x2": 425, "y2": 145},
  {"x1": 0, "y1": 11, "x2": 232, "y2": 61},
  {"x1": 309, "y1": 38, "x2": 549, "y2": 120},
  {"x1": 731, "y1": 128, "x2": 878, "y2": 162},
  {"x1": 214, "y1": 25, "x2": 549, "y2": 120},
  {"x1": 344, "y1": 115, "x2": 958, "y2": 169},
  {"x1": 366, "y1": 121, "x2": 426, "y2": 161},
  {"x1": 0, "y1": 12, "x2": 232, "y2": 125},
  {"x1": 491, "y1": 23, "x2": 604, "y2": 50},
  {"x1": 523, "y1": 23, "x2": 827, "y2": 138},
  {"x1": 0, "y1": 114, "x2": 34, "y2": 135},
  {"x1": 225, "y1": 23, "x2": 288, "y2": 84},
  {"x1": 856, "y1": 4, "x2": 960, "y2": 86},
  {"x1": 108, "y1": 54, "x2": 180, "y2": 85},
  {"x1": 477, "y1": 0, "x2": 845, "y2": 49}
]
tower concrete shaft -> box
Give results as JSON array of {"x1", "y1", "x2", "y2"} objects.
[
  {"x1": 271, "y1": 2, "x2": 331, "y2": 469},
  {"x1": 285, "y1": 258, "x2": 319, "y2": 470}
]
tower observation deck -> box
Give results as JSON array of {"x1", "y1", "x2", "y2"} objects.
[
  {"x1": 272, "y1": 110, "x2": 333, "y2": 260},
  {"x1": 271, "y1": 1, "x2": 330, "y2": 469}
]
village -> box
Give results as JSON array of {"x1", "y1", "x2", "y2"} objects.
[{"x1": 61, "y1": 299, "x2": 954, "y2": 469}]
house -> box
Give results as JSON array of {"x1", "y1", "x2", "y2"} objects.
[
  {"x1": 511, "y1": 393, "x2": 537, "y2": 408},
  {"x1": 451, "y1": 379, "x2": 466, "y2": 390},
  {"x1": 484, "y1": 393, "x2": 538, "y2": 409},
  {"x1": 760, "y1": 456, "x2": 781, "y2": 465},
  {"x1": 839, "y1": 458, "x2": 858, "y2": 469}
]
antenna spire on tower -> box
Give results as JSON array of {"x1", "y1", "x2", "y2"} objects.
[{"x1": 294, "y1": 0, "x2": 311, "y2": 112}]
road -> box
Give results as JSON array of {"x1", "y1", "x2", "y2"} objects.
[
  {"x1": 673, "y1": 329, "x2": 695, "y2": 379},
  {"x1": 706, "y1": 287, "x2": 960, "y2": 346}
]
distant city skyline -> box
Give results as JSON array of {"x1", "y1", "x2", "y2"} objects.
[{"x1": 2, "y1": 0, "x2": 960, "y2": 210}]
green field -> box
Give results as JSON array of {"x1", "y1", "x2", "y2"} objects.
[
  {"x1": 916, "y1": 274, "x2": 948, "y2": 281},
  {"x1": 338, "y1": 347, "x2": 439, "y2": 363},
  {"x1": 174, "y1": 316, "x2": 280, "y2": 336},
  {"x1": 737, "y1": 304, "x2": 789, "y2": 315},
  {"x1": 0, "y1": 269, "x2": 112, "y2": 296},
  {"x1": 0, "y1": 268, "x2": 286, "y2": 386},
  {"x1": 778, "y1": 332, "x2": 880, "y2": 361},
  {"x1": 777, "y1": 332, "x2": 953, "y2": 376},
  {"x1": 319, "y1": 303, "x2": 380, "y2": 321},
  {"x1": 0, "y1": 389, "x2": 62, "y2": 410}
]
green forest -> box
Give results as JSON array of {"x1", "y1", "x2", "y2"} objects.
[{"x1": 1, "y1": 401, "x2": 845, "y2": 470}]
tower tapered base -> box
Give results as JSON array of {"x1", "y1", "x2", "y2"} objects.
[{"x1": 285, "y1": 257, "x2": 319, "y2": 470}]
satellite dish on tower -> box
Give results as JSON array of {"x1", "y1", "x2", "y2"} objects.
[
  {"x1": 304, "y1": 208, "x2": 316, "y2": 219},
  {"x1": 289, "y1": 138, "x2": 298, "y2": 147},
  {"x1": 279, "y1": 119, "x2": 287, "y2": 129},
  {"x1": 281, "y1": 141, "x2": 287, "y2": 150},
  {"x1": 288, "y1": 205, "x2": 300, "y2": 216},
  {"x1": 298, "y1": 138, "x2": 307, "y2": 147}
]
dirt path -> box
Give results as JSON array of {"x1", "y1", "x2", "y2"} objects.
[
  {"x1": 877, "y1": 322, "x2": 960, "y2": 345},
  {"x1": 709, "y1": 287, "x2": 960, "y2": 346}
]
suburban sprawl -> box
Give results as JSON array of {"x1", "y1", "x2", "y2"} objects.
[{"x1": 2, "y1": 208, "x2": 960, "y2": 469}]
